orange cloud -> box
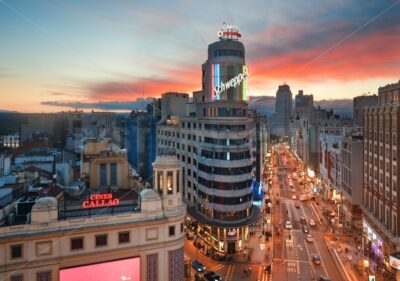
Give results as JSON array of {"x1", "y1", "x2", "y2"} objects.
[
  {"x1": 87, "y1": 68, "x2": 200, "y2": 101},
  {"x1": 249, "y1": 25, "x2": 400, "y2": 85}
]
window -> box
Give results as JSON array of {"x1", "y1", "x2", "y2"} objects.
[
  {"x1": 37, "y1": 272, "x2": 51, "y2": 281},
  {"x1": 100, "y1": 164, "x2": 107, "y2": 186},
  {"x1": 11, "y1": 275, "x2": 23, "y2": 281},
  {"x1": 95, "y1": 234, "x2": 107, "y2": 247},
  {"x1": 70, "y1": 237, "x2": 84, "y2": 250},
  {"x1": 110, "y1": 163, "x2": 117, "y2": 186},
  {"x1": 167, "y1": 171, "x2": 173, "y2": 195},
  {"x1": 157, "y1": 171, "x2": 163, "y2": 194},
  {"x1": 11, "y1": 244, "x2": 22, "y2": 259},
  {"x1": 181, "y1": 223, "x2": 184, "y2": 233},
  {"x1": 176, "y1": 171, "x2": 179, "y2": 193},
  {"x1": 169, "y1": 226, "x2": 175, "y2": 236},
  {"x1": 118, "y1": 231, "x2": 130, "y2": 243}
]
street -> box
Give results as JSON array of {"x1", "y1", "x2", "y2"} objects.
[{"x1": 270, "y1": 144, "x2": 346, "y2": 281}]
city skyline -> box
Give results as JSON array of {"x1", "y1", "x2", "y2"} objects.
[{"x1": 1, "y1": 0, "x2": 400, "y2": 112}]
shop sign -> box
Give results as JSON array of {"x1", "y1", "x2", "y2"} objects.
[
  {"x1": 389, "y1": 255, "x2": 400, "y2": 270},
  {"x1": 227, "y1": 228, "x2": 237, "y2": 237},
  {"x1": 82, "y1": 193, "x2": 120, "y2": 209}
]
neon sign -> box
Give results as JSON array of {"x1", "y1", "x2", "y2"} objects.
[
  {"x1": 213, "y1": 68, "x2": 249, "y2": 99},
  {"x1": 218, "y1": 23, "x2": 241, "y2": 40},
  {"x1": 82, "y1": 193, "x2": 120, "y2": 209}
]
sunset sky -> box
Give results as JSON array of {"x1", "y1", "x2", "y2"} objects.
[{"x1": 0, "y1": 0, "x2": 399, "y2": 112}]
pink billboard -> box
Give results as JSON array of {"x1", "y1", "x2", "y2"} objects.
[{"x1": 60, "y1": 257, "x2": 140, "y2": 281}]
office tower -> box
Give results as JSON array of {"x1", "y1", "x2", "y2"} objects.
[{"x1": 275, "y1": 84, "x2": 292, "y2": 137}]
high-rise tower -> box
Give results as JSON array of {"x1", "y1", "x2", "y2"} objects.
[{"x1": 156, "y1": 24, "x2": 260, "y2": 254}]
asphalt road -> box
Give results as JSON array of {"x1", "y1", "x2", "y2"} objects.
[{"x1": 270, "y1": 144, "x2": 346, "y2": 281}]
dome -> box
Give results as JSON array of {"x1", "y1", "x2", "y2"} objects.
[
  {"x1": 32, "y1": 197, "x2": 58, "y2": 210},
  {"x1": 140, "y1": 188, "x2": 161, "y2": 200}
]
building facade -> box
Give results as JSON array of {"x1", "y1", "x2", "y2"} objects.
[
  {"x1": 362, "y1": 81, "x2": 400, "y2": 277},
  {"x1": 353, "y1": 94, "x2": 378, "y2": 126},
  {"x1": 0, "y1": 149, "x2": 185, "y2": 281},
  {"x1": 341, "y1": 133, "x2": 363, "y2": 231}
]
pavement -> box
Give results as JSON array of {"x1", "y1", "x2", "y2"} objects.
[{"x1": 315, "y1": 197, "x2": 397, "y2": 281}]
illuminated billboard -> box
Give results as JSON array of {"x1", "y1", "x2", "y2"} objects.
[
  {"x1": 60, "y1": 257, "x2": 140, "y2": 281},
  {"x1": 211, "y1": 63, "x2": 248, "y2": 101}
]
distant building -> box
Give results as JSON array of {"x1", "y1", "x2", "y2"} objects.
[
  {"x1": 80, "y1": 138, "x2": 144, "y2": 191},
  {"x1": 362, "y1": 80, "x2": 400, "y2": 278},
  {"x1": 1, "y1": 134, "x2": 20, "y2": 148},
  {"x1": 294, "y1": 90, "x2": 313, "y2": 119},
  {"x1": 0, "y1": 154, "x2": 11, "y2": 177},
  {"x1": 341, "y1": 132, "x2": 364, "y2": 231},
  {"x1": 274, "y1": 84, "x2": 292, "y2": 137},
  {"x1": 353, "y1": 94, "x2": 378, "y2": 126},
  {"x1": 124, "y1": 108, "x2": 158, "y2": 184}
]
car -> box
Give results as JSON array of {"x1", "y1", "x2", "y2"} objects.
[
  {"x1": 285, "y1": 221, "x2": 292, "y2": 230},
  {"x1": 290, "y1": 188, "x2": 296, "y2": 193},
  {"x1": 295, "y1": 202, "x2": 300, "y2": 208},
  {"x1": 291, "y1": 195, "x2": 297, "y2": 200},
  {"x1": 302, "y1": 225, "x2": 309, "y2": 233},
  {"x1": 312, "y1": 255, "x2": 321, "y2": 265},
  {"x1": 306, "y1": 234, "x2": 314, "y2": 242},
  {"x1": 309, "y1": 219, "x2": 316, "y2": 226},
  {"x1": 192, "y1": 260, "x2": 206, "y2": 273},
  {"x1": 212, "y1": 253, "x2": 226, "y2": 261},
  {"x1": 318, "y1": 277, "x2": 331, "y2": 281},
  {"x1": 204, "y1": 271, "x2": 223, "y2": 281},
  {"x1": 299, "y1": 217, "x2": 307, "y2": 224}
]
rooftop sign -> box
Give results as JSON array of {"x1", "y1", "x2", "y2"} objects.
[
  {"x1": 218, "y1": 23, "x2": 241, "y2": 40},
  {"x1": 82, "y1": 193, "x2": 120, "y2": 209}
]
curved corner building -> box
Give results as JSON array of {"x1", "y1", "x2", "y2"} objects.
[{"x1": 156, "y1": 25, "x2": 259, "y2": 254}]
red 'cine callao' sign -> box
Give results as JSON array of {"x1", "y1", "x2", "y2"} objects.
[{"x1": 82, "y1": 193, "x2": 120, "y2": 209}]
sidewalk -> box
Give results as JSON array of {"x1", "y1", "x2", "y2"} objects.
[
  {"x1": 316, "y1": 197, "x2": 395, "y2": 281},
  {"x1": 233, "y1": 222, "x2": 271, "y2": 265}
]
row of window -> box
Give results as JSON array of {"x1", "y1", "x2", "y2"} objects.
[
  {"x1": 71, "y1": 231, "x2": 130, "y2": 250},
  {"x1": 198, "y1": 163, "x2": 253, "y2": 175},
  {"x1": 201, "y1": 149, "x2": 250, "y2": 160},
  {"x1": 204, "y1": 137, "x2": 248, "y2": 146},
  {"x1": 11, "y1": 271, "x2": 51, "y2": 281},
  {"x1": 204, "y1": 124, "x2": 246, "y2": 131},
  {"x1": 198, "y1": 177, "x2": 252, "y2": 190},
  {"x1": 203, "y1": 108, "x2": 247, "y2": 117},
  {"x1": 213, "y1": 49, "x2": 244, "y2": 58},
  {"x1": 197, "y1": 204, "x2": 251, "y2": 221},
  {"x1": 198, "y1": 190, "x2": 252, "y2": 205},
  {"x1": 364, "y1": 192, "x2": 397, "y2": 235}
]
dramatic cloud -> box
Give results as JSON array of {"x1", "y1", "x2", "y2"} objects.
[
  {"x1": 85, "y1": 68, "x2": 200, "y2": 101},
  {"x1": 249, "y1": 23, "x2": 400, "y2": 84},
  {"x1": 41, "y1": 98, "x2": 154, "y2": 111}
]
